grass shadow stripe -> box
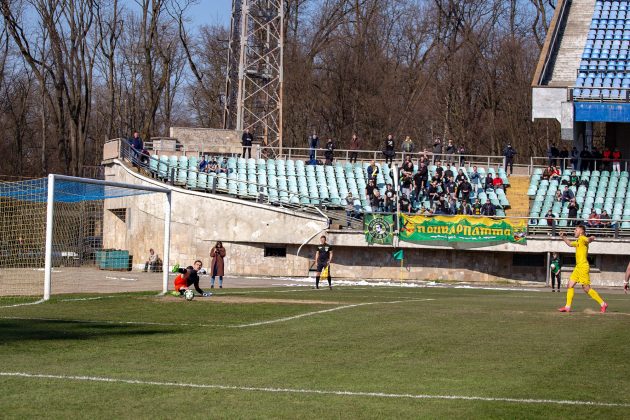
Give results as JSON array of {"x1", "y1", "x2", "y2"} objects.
[{"x1": 0, "y1": 372, "x2": 628, "y2": 408}]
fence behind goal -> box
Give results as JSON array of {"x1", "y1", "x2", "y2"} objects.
[{"x1": 0, "y1": 175, "x2": 170, "y2": 302}]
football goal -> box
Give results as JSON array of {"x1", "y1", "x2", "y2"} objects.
[{"x1": 0, "y1": 174, "x2": 171, "y2": 302}]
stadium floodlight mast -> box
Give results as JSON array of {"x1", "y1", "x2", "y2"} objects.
[
  {"x1": 43, "y1": 174, "x2": 172, "y2": 300},
  {"x1": 224, "y1": 0, "x2": 284, "y2": 155}
]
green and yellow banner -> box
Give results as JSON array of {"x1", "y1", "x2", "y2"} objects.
[
  {"x1": 399, "y1": 215, "x2": 527, "y2": 244},
  {"x1": 364, "y1": 214, "x2": 395, "y2": 245}
]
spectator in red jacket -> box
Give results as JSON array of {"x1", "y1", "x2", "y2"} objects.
[{"x1": 492, "y1": 173, "x2": 504, "y2": 191}]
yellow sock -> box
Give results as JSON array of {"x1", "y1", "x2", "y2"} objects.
[
  {"x1": 565, "y1": 288, "x2": 575, "y2": 308},
  {"x1": 588, "y1": 289, "x2": 605, "y2": 306}
]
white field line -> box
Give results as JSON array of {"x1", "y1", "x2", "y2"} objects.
[
  {"x1": 0, "y1": 372, "x2": 628, "y2": 408},
  {"x1": 0, "y1": 299, "x2": 435, "y2": 329},
  {"x1": 230, "y1": 299, "x2": 435, "y2": 328},
  {"x1": 0, "y1": 299, "x2": 45, "y2": 309},
  {"x1": 60, "y1": 296, "x2": 118, "y2": 302}
]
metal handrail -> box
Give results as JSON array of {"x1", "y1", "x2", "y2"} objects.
[{"x1": 529, "y1": 156, "x2": 630, "y2": 174}]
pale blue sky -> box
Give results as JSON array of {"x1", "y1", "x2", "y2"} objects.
[{"x1": 188, "y1": 1, "x2": 232, "y2": 27}]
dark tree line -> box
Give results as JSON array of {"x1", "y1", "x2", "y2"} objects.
[{"x1": 0, "y1": 0, "x2": 558, "y2": 177}]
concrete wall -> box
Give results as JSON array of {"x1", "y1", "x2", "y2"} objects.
[
  {"x1": 168, "y1": 127, "x2": 242, "y2": 154},
  {"x1": 102, "y1": 161, "x2": 630, "y2": 287}
]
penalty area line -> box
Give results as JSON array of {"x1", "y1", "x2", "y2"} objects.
[
  {"x1": 230, "y1": 298, "x2": 435, "y2": 328},
  {"x1": 0, "y1": 372, "x2": 628, "y2": 408}
]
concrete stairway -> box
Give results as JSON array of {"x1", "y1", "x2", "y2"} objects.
[
  {"x1": 549, "y1": 0, "x2": 596, "y2": 85},
  {"x1": 506, "y1": 176, "x2": 531, "y2": 217}
]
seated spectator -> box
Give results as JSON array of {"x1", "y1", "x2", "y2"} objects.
[
  {"x1": 545, "y1": 209, "x2": 556, "y2": 227},
  {"x1": 365, "y1": 179, "x2": 376, "y2": 199},
  {"x1": 567, "y1": 198, "x2": 579, "y2": 226},
  {"x1": 384, "y1": 184, "x2": 396, "y2": 212},
  {"x1": 434, "y1": 196, "x2": 450, "y2": 215},
  {"x1": 481, "y1": 199, "x2": 496, "y2": 216},
  {"x1": 554, "y1": 190, "x2": 563, "y2": 202},
  {"x1": 219, "y1": 157, "x2": 229, "y2": 173},
  {"x1": 542, "y1": 166, "x2": 552, "y2": 181},
  {"x1": 458, "y1": 199, "x2": 473, "y2": 215},
  {"x1": 471, "y1": 198, "x2": 483, "y2": 215},
  {"x1": 443, "y1": 176, "x2": 457, "y2": 199},
  {"x1": 569, "y1": 170, "x2": 579, "y2": 187},
  {"x1": 208, "y1": 158, "x2": 219, "y2": 173},
  {"x1": 484, "y1": 173, "x2": 494, "y2": 190},
  {"x1": 599, "y1": 210, "x2": 613, "y2": 228},
  {"x1": 370, "y1": 189, "x2": 384, "y2": 212},
  {"x1": 399, "y1": 193, "x2": 412, "y2": 213},
  {"x1": 366, "y1": 160, "x2": 379, "y2": 180},
  {"x1": 455, "y1": 168, "x2": 468, "y2": 184},
  {"x1": 198, "y1": 156, "x2": 208, "y2": 173},
  {"x1": 448, "y1": 197, "x2": 458, "y2": 215},
  {"x1": 561, "y1": 185, "x2": 574, "y2": 203},
  {"x1": 144, "y1": 248, "x2": 160, "y2": 272},
  {"x1": 550, "y1": 166, "x2": 561, "y2": 180},
  {"x1": 586, "y1": 210, "x2": 600, "y2": 228},
  {"x1": 492, "y1": 173, "x2": 504, "y2": 191}
]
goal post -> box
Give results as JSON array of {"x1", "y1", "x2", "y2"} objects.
[{"x1": 0, "y1": 174, "x2": 172, "y2": 302}]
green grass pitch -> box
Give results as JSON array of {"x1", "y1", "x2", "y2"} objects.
[{"x1": 1, "y1": 286, "x2": 630, "y2": 419}]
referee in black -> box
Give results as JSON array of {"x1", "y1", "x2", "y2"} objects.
[{"x1": 314, "y1": 235, "x2": 333, "y2": 290}]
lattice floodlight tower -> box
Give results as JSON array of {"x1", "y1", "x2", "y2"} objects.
[
  {"x1": 224, "y1": 0, "x2": 284, "y2": 155},
  {"x1": 0, "y1": 175, "x2": 171, "y2": 302}
]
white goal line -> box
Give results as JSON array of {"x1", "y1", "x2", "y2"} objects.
[{"x1": 0, "y1": 372, "x2": 628, "y2": 408}]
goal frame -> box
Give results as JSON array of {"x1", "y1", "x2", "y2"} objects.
[{"x1": 43, "y1": 174, "x2": 172, "y2": 300}]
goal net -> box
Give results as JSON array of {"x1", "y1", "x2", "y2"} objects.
[{"x1": 0, "y1": 175, "x2": 171, "y2": 303}]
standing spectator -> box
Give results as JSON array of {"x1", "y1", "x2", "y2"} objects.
[
  {"x1": 559, "y1": 146, "x2": 569, "y2": 171},
  {"x1": 434, "y1": 161, "x2": 444, "y2": 180},
  {"x1": 366, "y1": 179, "x2": 376, "y2": 199},
  {"x1": 443, "y1": 163, "x2": 454, "y2": 180},
  {"x1": 402, "y1": 136, "x2": 414, "y2": 159},
  {"x1": 432, "y1": 138, "x2": 442, "y2": 162},
  {"x1": 367, "y1": 160, "x2": 379, "y2": 180},
  {"x1": 592, "y1": 147, "x2": 602, "y2": 170},
  {"x1": 209, "y1": 242, "x2": 227, "y2": 289},
  {"x1": 349, "y1": 133, "x2": 361, "y2": 163},
  {"x1": 503, "y1": 144, "x2": 517, "y2": 175},
  {"x1": 457, "y1": 177, "x2": 472, "y2": 201},
  {"x1": 400, "y1": 171, "x2": 413, "y2": 199},
  {"x1": 383, "y1": 134, "x2": 395, "y2": 165},
  {"x1": 401, "y1": 156, "x2": 414, "y2": 175},
  {"x1": 458, "y1": 199, "x2": 473, "y2": 215},
  {"x1": 241, "y1": 128, "x2": 254, "y2": 159},
  {"x1": 492, "y1": 173, "x2": 504, "y2": 191},
  {"x1": 324, "y1": 138, "x2": 335, "y2": 165},
  {"x1": 427, "y1": 180, "x2": 440, "y2": 207},
  {"x1": 550, "y1": 252, "x2": 562, "y2": 292},
  {"x1": 612, "y1": 147, "x2": 622, "y2": 174},
  {"x1": 414, "y1": 161, "x2": 429, "y2": 200},
  {"x1": 458, "y1": 145, "x2": 466, "y2": 166},
  {"x1": 570, "y1": 147, "x2": 579, "y2": 171},
  {"x1": 602, "y1": 146, "x2": 612, "y2": 171},
  {"x1": 561, "y1": 185, "x2": 575, "y2": 203},
  {"x1": 580, "y1": 148, "x2": 592, "y2": 171},
  {"x1": 444, "y1": 176, "x2": 457, "y2": 199},
  {"x1": 545, "y1": 209, "x2": 556, "y2": 228},
  {"x1": 481, "y1": 199, "x2": 496, "y2": 216},
  {"x1": 547, "y1": 144, "x2": 559, "y2": 166},
  {"x1": 567, "y1": 198, "x2": 579, "y2": 226},
  {"x1": 469, "y1": 166, "x2": 482, "y2": 195},
  {"x1": 399, "y1": 193, "x2": 412, "y2": 213},
  {"x1": 445, "y1": 140, "x2": 456, "y2": 159},
  {"x1": 455, "y1": 168, "x2": 468, "y2": 184},
  {"x1": 345, "y1": 193, "x2": 355, "y2": 227},
  {"x1": 370, "y1": 189, "x2": 384, "y2": 212},
  {"x1": 129, "y1": 131, "x2": 143, "y2": 165},
  {"x1": 198, "y1": 156, "x2": 208, "y2": 173},
  {"x1": 384, "y1": 184, "x2": 396, "y2": 212},
  {"x1": 308, "y1": 131, "x2": 319, "y2": 162}
]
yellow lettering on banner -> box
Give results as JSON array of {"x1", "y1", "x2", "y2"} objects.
[
  {"x1": 463, "y1": 226, "x2": 471, "y2": 235},
  {"x1": 504, "y1": 229, "x2": 511, "y2": 235},
  {"x1": 417, "y1": 225, "x2": 425, "y2": 233},
  {"x1": 448, "y1": 226, "x2": 456, "y2": 234},
  {"x1": 442, "y1": 226, "x2": 449, "y2": 234}
]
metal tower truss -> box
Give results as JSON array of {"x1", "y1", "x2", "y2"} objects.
[{"x1": 225, "y1": 0, "x2": 284, "y2": 155}]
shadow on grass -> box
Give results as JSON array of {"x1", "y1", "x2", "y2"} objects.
[{"x1": 0, "y1": 319, "x2": 177, "y2": 344}]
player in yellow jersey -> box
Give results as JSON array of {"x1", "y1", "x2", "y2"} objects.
[{"x1": 558, "y1": 225, "x2": 608, "y2": 313}]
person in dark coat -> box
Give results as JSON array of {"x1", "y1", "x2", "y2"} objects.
[
  {"x1": 210, "y1": 241, "x2": 227, "y2": 288},
  {"x1": 241, "y1": 128, "x2": 254, "y2": 159}
]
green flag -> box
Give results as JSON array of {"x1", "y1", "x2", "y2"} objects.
[
  {"x1": 364, "y1": 214, "x2": 394, "y2": 245},
  {"x1": 393, "y1": 249, "x2": 404, "y2": 261}
]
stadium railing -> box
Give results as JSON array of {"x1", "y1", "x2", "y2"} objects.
[{"x1": 529, "y1": 156, "x2": 630, "y2": 174}]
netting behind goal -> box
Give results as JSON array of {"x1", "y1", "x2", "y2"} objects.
[{"x1": 0, "y1": 175, "x2": 170, "y2": 301}]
